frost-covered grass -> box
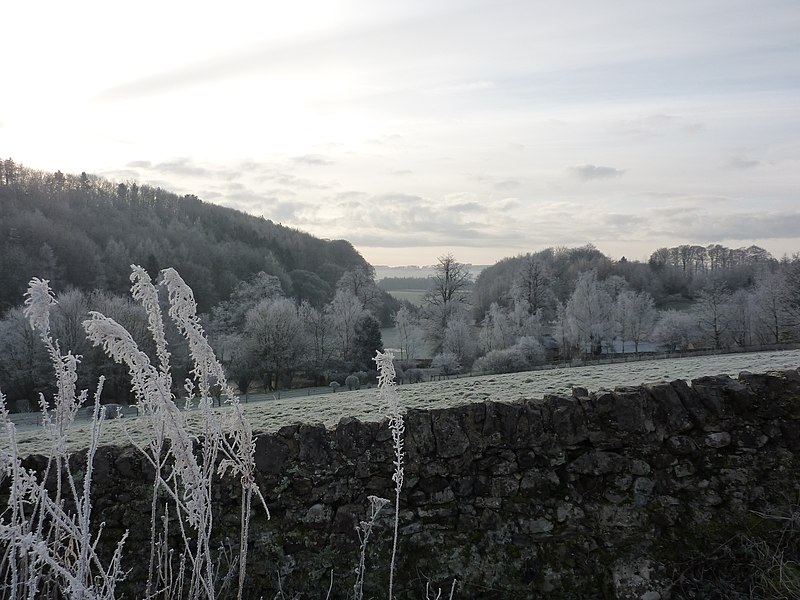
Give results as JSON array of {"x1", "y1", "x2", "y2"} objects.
[{"x1": 8, "y1": 349, "x2": 800, "y2": 458}]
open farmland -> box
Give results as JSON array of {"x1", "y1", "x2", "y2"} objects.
[{"x1": 6, "y1": 349, "x2": 799, "y2": 458}]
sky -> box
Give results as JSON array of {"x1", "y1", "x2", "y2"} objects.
[{"x1": 2, "y1": 0, "x2": 799, "y2": 267}]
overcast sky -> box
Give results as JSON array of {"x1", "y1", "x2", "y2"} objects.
[{"x1": 3, "y1": 0, "x2": 799, "y2": 266}]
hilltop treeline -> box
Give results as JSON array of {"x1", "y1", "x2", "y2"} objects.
[
  {"x1": 0, "y1": 159, "x2": 370, "y2": 313},
  {"x1": 472, "y1": 243, "x2": 780, "y2": 320},
  {"x1": 389, "y1": 245, "x2": 800, "y2": 377}
]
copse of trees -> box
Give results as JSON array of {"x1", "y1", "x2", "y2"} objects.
[{"x1": 407, "y1": 246, "x2": 800, "y2": 377}]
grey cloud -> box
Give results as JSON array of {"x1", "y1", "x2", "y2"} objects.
[
  {"x1": 660, "y1": 211, "x2": 800, "y2": 241},
  {"x1": 602, "y1": 213, "x2": 645, "y2": 228},
  {"x1": 126, "y1": 160, "x2": 151, "y2": 168},
  {"x1": 265, "y1": 173, "x2": 330, "y2": 190},
  {"x1": 221, "y1": 188, "x2": 308, "y2": 222},
  {"x1": 292, "y1": 154, "x2": 334, "y2": 166},
  {"x1": 570, "y1": 164, "x2": 625, "y2": 181},
  {"x1": 152, "y1": 158, "x2": 214, "y2": 178},
  {"x1": 446, "y1": 202, "x2": 485, "y2": 213},
  {"x1": 391, "y1": 169, "x2": 412, "y2": 176},
  {"x1": 640, "y1": 192, "x2": 731, "y2": 206},
  {"x1": 728, "y1": 156, "x2": 761, "y2": 170}
]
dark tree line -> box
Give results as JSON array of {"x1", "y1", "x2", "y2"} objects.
[{"x1": 0, "y1": 159, "x2": 381, "y2": 315}]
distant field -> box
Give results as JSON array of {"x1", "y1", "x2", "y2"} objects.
[{"x1": 385, "y1": 289, "x2": 427, "y2": 306}]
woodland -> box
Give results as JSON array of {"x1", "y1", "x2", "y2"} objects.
[{"x1": 1, "y1": 159, "x2": 799, "y2": 407}]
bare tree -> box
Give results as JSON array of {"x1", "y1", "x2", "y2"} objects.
[
  {"x1": 510, "y1": 254, "x2": 551, "y2": 315},
  {"x1": 423, "y1": 253, "x2": 472, "y2": 351},
  {"x1": 693, "y1": 280, "x2": 731, "y2": 349},
  {"x1": 752, "y1": 270, "x2": 789, "y2": 344},
  {"x1": 299, "y1": 300, "x2": 334, "y2": 383},
  {"x1": 425, "y1": 253, "x2": 471, "y2": 307}
]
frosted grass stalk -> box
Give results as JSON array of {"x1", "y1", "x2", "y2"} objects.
[
  {"x1": 374, "y1": 350, "x2": 404, "y2": 600},
  {"x1": 353, "y1": 495, "x2": 390, "y2": 600}
]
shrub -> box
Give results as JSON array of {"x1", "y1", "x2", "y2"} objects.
[
  {"x1": 406, "y1": 367, "x2": 425, "y2": 383},
  {"x1": 431, "y1": 352, "x2": 461, "y2": 376}
]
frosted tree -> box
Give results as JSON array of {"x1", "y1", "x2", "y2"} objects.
[
  {"x1": 724, "y1": 289, "x2": 754, "y2": 347},
  {"x1": 615, "y1": 290, "x2": 657, "y2": 354},
  {"x1": 442, "y1": 317, "x2": 478, "y2": 369},
  {"x1": 431, "y1": 351, "x2": 461, "y2": 376},
  {"x1": 393, "y1": 306, "x2": 423, "y2": 362},
  {"x1": 337, "y1": 266, "x2": 381, "y2": 313},
  {"x1": 510, "y1": 298, "x2": 542, "y2": 339},
  {"x1": 299, "y1": 300, "x2": 334, "y2": 382},
  {"x1": 752, "y1": 270, "x2": 790, "y2": 344},
  {"x1": 211, "y1": 271, "x2": 284, "y2": 332},
  {"x1": 245, "y1": 297, "x2": 308, "y2": 390},
  {"x1": 0, "y1": 307, "x2": 52, "y2": 402},
  {"x1": 782, "y1": 256, "x2": 800, "y2": 338},
  {"x1": 479, "y1": 302, "x2": 515, "y2": 353},
  {"x1": 327, "y1": 289, "x2": 366, "y2": 364},
  {"x1": 693, "y1": 280, "x2": 731, "y2": 349},
  {"x1": 566, "y1": 270, "x2": 613, "y2": 355},
  {"x1": 653, "y1": 310, "x2": 696, "y2": 352}
]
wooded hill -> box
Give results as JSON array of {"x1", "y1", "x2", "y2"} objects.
[{"x1": 0, "y1": 159, "x2": 370, "y2": 314}]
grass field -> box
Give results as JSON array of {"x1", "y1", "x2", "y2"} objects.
[{"x1": 6, "y1": 348, "x2": 799, "y2": 458}]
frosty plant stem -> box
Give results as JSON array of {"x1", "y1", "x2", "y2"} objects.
[{"x1": 374, "y1": 350, "x2": 404, "y2": 599}]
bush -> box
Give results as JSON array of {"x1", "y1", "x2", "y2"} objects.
[
  {"x1": 405, "y1": 367, "x2": 425, "y2": 383},
  {"x1": 431, "y1": 352, "x2": 461, "y2": 376},
  {"x1": 474, "y1": 337, "x2": 545, "y2": 375}
]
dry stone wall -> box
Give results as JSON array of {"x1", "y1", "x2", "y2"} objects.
[{"x1": 22, "y1": 369, "x2": 800, "y2": 599}]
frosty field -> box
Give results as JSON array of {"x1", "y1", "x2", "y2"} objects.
[{"x1": 6, "y1": 349, "x2": 800, "y2": 458}]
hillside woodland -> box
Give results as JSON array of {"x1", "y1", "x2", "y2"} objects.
[{"x1": 0, "y1": 161, "x2": 396, "y2": 402}]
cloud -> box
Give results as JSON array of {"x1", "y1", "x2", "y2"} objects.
[
  {"x1": 569, "y1": 164, "x2": 625, "y2": 181},
  {"x1": 218, "y1": 186, "x2": 308, "y2": 222},
  {"x1": 391, "y1": 169, "x2": 412, "y2": 176},
  {"x1": 152, "y1": 158, "x2": 214, "y2": 178},
  {"x1": 292, "y1": 154, "x2": 334, "y2": 166},
  {"x1": 263, "y1": 172, "x2": 331, "y2": 190},
  {"x1": 126, "y1": 160, "x2": 151, "y2": 168},
  {"x1": 728, "y1": 156, "x2": 761, "y2": 170},
  {"x1": 446, "y1": 202, "x2": 485, "y2": 213},
  {"x1": 614, "y1": 114, "x2": 705, "y2": 138},
  {"x1": 658, "y1": 210, "x2": 800, "y2": 241},
  {"x1": 494, "y1": 179, "x2": 520, "y2": 191}
]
